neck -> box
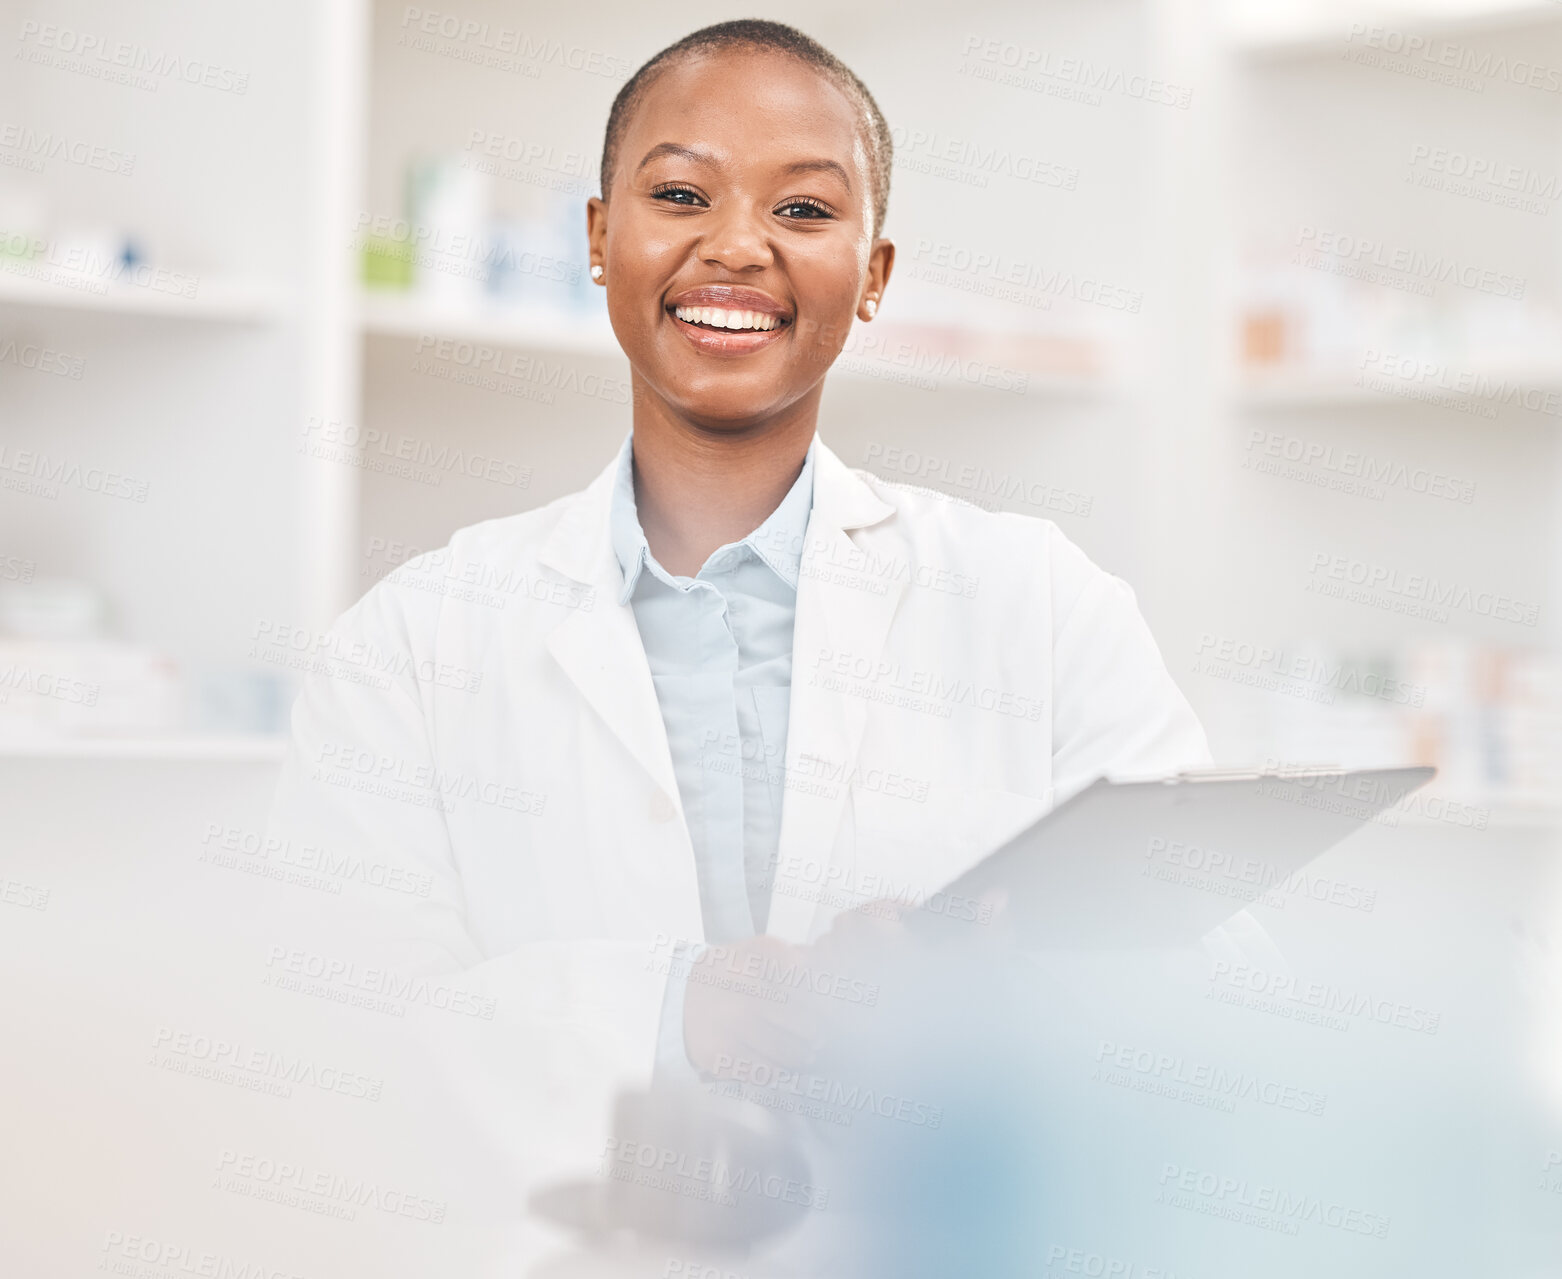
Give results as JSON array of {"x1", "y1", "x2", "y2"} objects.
[{"x1": 630, "y1": 384, "x2": 819, "y2": 578}]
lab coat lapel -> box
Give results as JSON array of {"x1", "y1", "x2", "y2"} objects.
[
  {"x1": 534, "y1": 456, "x2": 683, "y2": 813},
  {"x1": 768, "y1": 444, "x2": 906, "y2": 942}
]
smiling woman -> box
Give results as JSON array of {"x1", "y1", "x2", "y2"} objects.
[
  {"x1": 268, "y1": 17, "x2": 1213, "y2": 1263},
  {"x1": 586, "y1": 21, "x2": 896, "y2": 460}
]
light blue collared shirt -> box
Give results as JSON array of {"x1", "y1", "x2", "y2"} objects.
[{"x1": 609, "y1": 431, "x2": 815, "y2": 1073}]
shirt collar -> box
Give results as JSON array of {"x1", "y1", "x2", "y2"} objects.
[{"x1": 609, "y1": 431, "x2": 816, "y2": 606}]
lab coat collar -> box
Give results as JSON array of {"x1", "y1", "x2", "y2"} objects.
[
  {"x1": 538, "y1": 431, "x2": 895, "y2": 590},
  {"x1": 606, "y1": 431, "x2": 819, "y2": 605}
]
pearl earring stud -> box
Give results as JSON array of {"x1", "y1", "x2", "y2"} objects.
[
  {"x1": 590, "y1": 265, "x2": 604, "y2": 281},
  {"x1": 864, "y1": 298, "x2": 877, "y2": 318}
]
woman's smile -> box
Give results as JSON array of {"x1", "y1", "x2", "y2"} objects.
[{"x1": 666, "y1": 283, "x2": 793, "y2": 357}]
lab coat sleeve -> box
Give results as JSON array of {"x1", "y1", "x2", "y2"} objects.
[
  {"x1": 652, "y1": 941, "x2": 707, "y2": 1084},
  {"x1": 264, "y1": 581, "x2": 670, "y2": 1178},
  {"x1": 1047, "y1": 529, "x2": 1213, "y2": 803}
]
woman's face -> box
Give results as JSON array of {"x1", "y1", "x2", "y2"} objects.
[{"x1": 587, "y1": 49, "x2": 894, "y2": 430}]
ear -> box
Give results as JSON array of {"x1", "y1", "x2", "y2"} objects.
[
  {"x1": 857, "y1": 237, "x2": 895, "y2": 320},
  {"x1": 586, "y1": 196, "x2": 609, "y2": 283}
]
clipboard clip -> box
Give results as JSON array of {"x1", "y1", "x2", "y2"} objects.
[{"x1": 1168, "y1": 764, "x2": 1350, "y2": 783}]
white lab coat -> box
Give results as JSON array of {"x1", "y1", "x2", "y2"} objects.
[{"x1": 264, "y1": 436, "x2": 1212, "y2": 1241}]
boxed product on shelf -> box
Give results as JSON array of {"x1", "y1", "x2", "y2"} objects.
[
  {"x1": 0, "y1": 639, "x2": 182, "y2": 739},
  {"x1": 1235, "y1": 243, "x2": 1562, "y2": 387},
  {"x1": 1205, "y1": 635, "x2": 1562, "y2": 819}
]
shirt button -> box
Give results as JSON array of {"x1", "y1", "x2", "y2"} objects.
[{"x1": 648, "y1": 792, "x2": 676, "y2": 823}]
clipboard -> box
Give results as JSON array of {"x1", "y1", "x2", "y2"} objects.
[{"x1": 919, "y1": 765, "x2": 1436, "y2": 948}]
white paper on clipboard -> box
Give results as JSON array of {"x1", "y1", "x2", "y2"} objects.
[{"x1": 919, "y1": 765, "x2": 1435, "y2": 949}]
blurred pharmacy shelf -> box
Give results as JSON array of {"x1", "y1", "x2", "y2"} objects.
[
  {"x1": 2, "y1": 0, "x2": 1559, "y2": 790},
  {"x1": 0, "y1": 735, "x2": 288, "y2": 763},
  {"x1": 1196, "y1": 636, "x2": 1562, "y2": 829},
  {"x1": 0, "y1": 0, "x2": 362, "y2": 767},
  {"x1": 1392, "y1": 803, "x2": 1562, "y2": 829},
  {"x1": 1234, "y1": 364, "x2": 1562, "y2": 409},
  {"x1": 1229, "y1": 0, "x2": 1562, "y2": 59},
  {"x1": 0, "y1": 270, "x2": 289, "y2": 325},
  {"x1": 0, "y1": 270, "x2": 290, "y2": 324},
  {"x1": 360, "y1": 290, "x2": 1111, "y2": 396},
  {"x1": 360, "y1": 290, "x2": 619, "y2": 357}
]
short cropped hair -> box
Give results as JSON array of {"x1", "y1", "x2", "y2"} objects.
[{"x1": 600, "y1": 20, "x2": 892, "y2": 239}]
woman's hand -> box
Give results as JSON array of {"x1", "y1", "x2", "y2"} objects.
[
  {"x1": 683, "y1": 891, "x2": 1009, "y2": 1078},
  {"x1": 682, "y1": 935, "x2": 825, "y2": 1078}
]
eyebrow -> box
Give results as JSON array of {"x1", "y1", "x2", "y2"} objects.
[
  {"x1": 635, "y1": 143, "x2": 853, "y2": 191},
  {"x1": 635, "y1": 142, "x2": 715, "y2": 172},
  {"x1": 778, "y1": 158, "x2": 853, "y2": 191}
]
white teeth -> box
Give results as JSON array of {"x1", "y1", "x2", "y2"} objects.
[{"x1": 673, "y1": 305, "x2": 780, "y2": 331}]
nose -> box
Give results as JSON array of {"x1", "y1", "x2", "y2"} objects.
[{"x1": 696, "y1": 200, "x2": 774, "y2": 273}]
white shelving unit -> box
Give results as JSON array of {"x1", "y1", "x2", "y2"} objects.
[
  {"x1": 1230, "y1": 0, "x2": 1562, "y2": 59},
  {"x1": 361, "y1": 289, "x2": 1112, "y2": 394},
  {"x1": 1235, "y1": 364, "x2": 1562, "y2": 408},
  {"x1": 360, "y1": 289, "x2": 619, "y2": 355},
  {"x1": 1191, "y1": 0, "x2": 1562, "y2": 816},
  {"x1": 1, "y1": 0, "x2": 1557, "y2": 825},
  {"x1": 0, "y1": 270, "x2": 292, "y2": 324},
  {"x1": 0, "y1": 735, "x2": 288, "y2": 762},
  {"x1": 0, "y1": 0, "x2": 363, "y2": 768}
]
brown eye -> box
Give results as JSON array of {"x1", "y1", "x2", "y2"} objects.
[
  {"x1": 777, "y1": 198, "x2": 832, "y2": 220},
  {"x1": 650, "y1": 184, "x2": 705, "y2": 206}
]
